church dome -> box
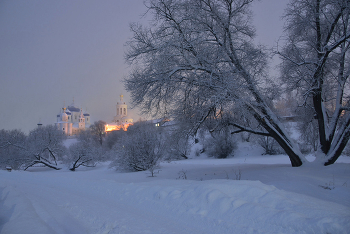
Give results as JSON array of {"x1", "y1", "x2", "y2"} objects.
[{"x1": 67, "y1": 105, "x2": 80, "y2": 112}]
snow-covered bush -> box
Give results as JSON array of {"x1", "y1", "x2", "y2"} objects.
[
  {"x1": 204, "y1": 129, "x2": 236, "y2": 158},
  {"x1": 110, "y1": 121, "x2": 165, "y2": 172}
]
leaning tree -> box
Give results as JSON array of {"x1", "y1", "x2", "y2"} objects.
[{"x1": 124, "y1": 0, "x2": 350, "y2": 166}]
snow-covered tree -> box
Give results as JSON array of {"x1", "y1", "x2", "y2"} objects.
[
  {"x1": 90, "y1": 120, "x2": 107, "y2": 146},
  {"x1": 279, "y1": 0, "x2": 350, "y2": 165},
  {"x1": 24, "y1": 125, "x2": 66, "y2": 170},
  {"x1": 124, "y1": 0, "x2": 350, "y2": 166},
  {"x1": 66, "y1": 130, "x2": 99, "y2": 171},
  {"x1": 0, "y1": 129, "x2": 27, "y2": 170},
  {"x1": 111, "y1": 121, "x2": 165, "y2": 172},
  {"x1": 104, "y1": 130, "x2": 126, "y2": 150}
]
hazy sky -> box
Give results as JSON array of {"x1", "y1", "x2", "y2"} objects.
[{"x1": 0, "y1": 0, "x2": 288, "y2": 133}]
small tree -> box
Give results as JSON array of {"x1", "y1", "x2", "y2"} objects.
[{"x1": 111, "y1": 121, "x2": 165, "y2": 172}]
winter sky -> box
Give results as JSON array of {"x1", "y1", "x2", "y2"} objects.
[{"x1": 0, "y1": 0, "x2": 288, "y2": 133}]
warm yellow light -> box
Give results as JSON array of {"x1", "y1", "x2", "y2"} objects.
[{"x1": 105, "y1": 123, "x2": 133, "y2": 132}]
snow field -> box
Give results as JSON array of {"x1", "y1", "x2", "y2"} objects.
[{"x1": 1, "y1": 155, "x2": 350, "y2": 234}]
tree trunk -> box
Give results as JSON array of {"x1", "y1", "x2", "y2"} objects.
[{"x1": 255, "y1": 114, "x2": 303, "y2": 167}]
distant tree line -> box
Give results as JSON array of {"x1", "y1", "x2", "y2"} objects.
[
  {"x1": 1, "y1": 115, "x2": 349, "y2": 173},
  {"x1": 0, "y1": 121, "x2": 109, "y2": 171},
  {"x1": 0, "y1": 125, "x2": 66, "y2": 170}
]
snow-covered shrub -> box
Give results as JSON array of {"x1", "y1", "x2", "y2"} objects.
[
  {"x1": 204, "y1": 129, "x2": 236, "y2": 158},
  {"x1": 110, "y1": 121, "x2": 165, "y2": 172}
]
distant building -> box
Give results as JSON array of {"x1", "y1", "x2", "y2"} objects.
[
  {"x1": 147, "y1": 118, "x2": 170, "y2": 127},
  {"x1": 55, "y1": 101, "x2": 91, "y2": 135},
  {"x1": 105, "y1": 95, "x2": 133, "y2": 132}
]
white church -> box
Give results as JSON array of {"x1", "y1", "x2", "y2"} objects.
[
  {"x1": 105, "y1": 94, "x2": 133, "y2": 132},
  {"x1": 55, "y1": 101, "x2": 91, "y2": 135}
]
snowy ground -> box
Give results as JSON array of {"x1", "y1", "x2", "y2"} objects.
[{"x1": 1, "y1": 143, "x2": 350, "y2": 234}]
